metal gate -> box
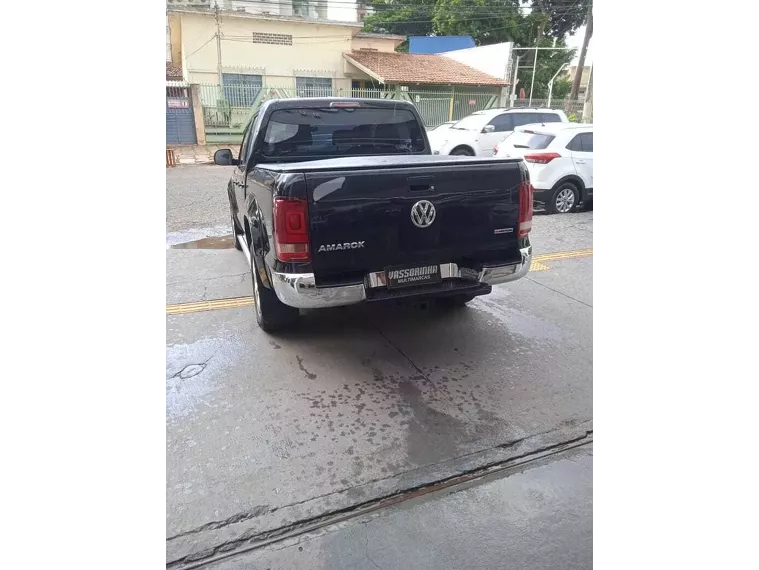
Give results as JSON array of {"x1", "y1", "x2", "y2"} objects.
[
  {"x1": 166, "y1": 86, "x2": 196, "y2": 145},
  {"x1": 410, "y1": 96, "x2": 451, "y2": 128}
]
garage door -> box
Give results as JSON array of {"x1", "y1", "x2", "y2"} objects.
[{"x1": 166, "y1": 87, "x2": 197, "y2": 145}]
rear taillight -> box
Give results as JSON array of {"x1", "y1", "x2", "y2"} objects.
[
  {"x1": 524, "y1": 152, "x2": 561, "y2": 164},
  {"x1": 518, "y1": 180, "x2": 533, "y2": 238},
  {"x1": 493, "y1": 143, "x2": 499, "y2": 156},
  {"x1": 273, "y1": 198, "x2": 310, "y2": 262}
]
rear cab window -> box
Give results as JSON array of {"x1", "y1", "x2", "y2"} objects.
[{"x1": 260, "y1": 106, "x2": 426, "y2": 159}]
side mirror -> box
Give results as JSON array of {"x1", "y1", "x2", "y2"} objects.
[
  {"x1": 214, "y1": 149, "x2": 237, "y2": 166},
  {"x1": 482, "y1": 125, "x2": 496, "y2": 134}
]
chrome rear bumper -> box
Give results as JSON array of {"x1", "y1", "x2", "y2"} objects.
[{"x1": 271, "y1": 245, "x2": 532, "y2": 310}]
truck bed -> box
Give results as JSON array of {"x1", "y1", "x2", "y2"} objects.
[
  {"x1": 255, "y1": 155, "x2": 527, "y2": 286},
  {"x1": 257, "y1": 154, "x2": 522, "y2": 172}
]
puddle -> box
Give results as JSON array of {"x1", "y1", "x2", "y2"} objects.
[
  {"x1": 171, "y1": 235, "x2": 236, "y2": 250},
  {"x1": 166, "y1": 226, "x2": 230, "y2": 249}
]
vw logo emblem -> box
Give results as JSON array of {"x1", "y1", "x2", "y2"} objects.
[{"x1": 411, "y1": 200, "x2": 436, "y2": 228}]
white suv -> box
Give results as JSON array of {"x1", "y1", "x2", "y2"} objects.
[
  {"x1": 493, "y1": 123, "x2": 593, "y2": 214},
  {"x1": 431, "y1": 108, "x2": 569, "y2": 157}
]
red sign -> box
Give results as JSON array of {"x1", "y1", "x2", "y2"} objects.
[
  {"x1": 468, "y1": 99, "x2": 476, "y2": 105},
  {"x1": 167, "y1": 99, "x2": 189, "y2": 108}
]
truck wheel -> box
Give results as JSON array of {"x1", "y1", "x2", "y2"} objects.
[
  {"x1": 546, "y1": 182, "x2": 579, "y2": 214},
  {"x1": 231, "y1": 214, "x2": 243, "y2": 251},
  {"x1": 451, "y1": 147, "x2": 474, "y2": 156},
  {"x1": 251, "y1": 256, "x2": 299, "y2": 332}
]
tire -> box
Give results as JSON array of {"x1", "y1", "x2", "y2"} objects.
[
  {"x1": 251, "y1": 255, "x2": 299, "y2": 332},
  {"x1": 451, "y1": 147, "x2": 474, "y2": 156},
  {"x1": 546, "y1": 182, "x2": 579, "y2": 215},
  {"x1": 231, "y1": 213, "x2": 242, "y2": 251}
]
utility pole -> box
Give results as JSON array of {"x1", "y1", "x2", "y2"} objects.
[
  {"x1": 528, "y1": 15, "x2": 547, "y2": 106},
  {"x1": 215, "y1": 2, "x2": 224, "y2": 88},
  {"x1": 509, "y1": 55, "x2": 520, "y2": 108},
  {"x1": 528, "y1": 46, "x2": 538, "y2": 106},
  {"x1": 571, "y1": 1, "x2": 593, "y2": 100},
  {"x1": 582, "y1": 64, "x2": 593, "y2": 122}
]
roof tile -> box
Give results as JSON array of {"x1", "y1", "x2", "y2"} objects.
[{"x1": 344, "y1": 51, "x2": 507, "y2": 87}]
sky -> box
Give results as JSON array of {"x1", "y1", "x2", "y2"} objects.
[{"x1": 566, "y1": 25, "x2": 593, "y2": 67}]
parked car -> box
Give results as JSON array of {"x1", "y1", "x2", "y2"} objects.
[
  {"x1": 213, "y1": 98, "x2": 533, "y2": 331},
  {"x1": 427, "y1": 120, "x2": 456, "y2": 133},
  {"x1": 493, "y1": 123, "x2": 593, "y2": 214},
  {"x1": 426, "y1": 120, "x2": 457, "y2": 148},
  {"x1": 430, "y1": 108, "x2": 569, "y2": 157}
]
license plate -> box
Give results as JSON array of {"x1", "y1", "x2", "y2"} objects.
[{"x1": 385, "y1": 264, "x2": 441, "y2": 289}]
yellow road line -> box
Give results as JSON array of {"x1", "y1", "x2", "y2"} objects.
[
  {"x1": 166, "y1": 296, "x2": 254, "y2": 315},
  {"x1": 529, "y1": 261, "x2": 552, "y2": 272},
  {"x1": 166, "y1": 248, "x2": 592, "y2": 315},
  {"x1": 533, "y1": 248, "x2": 593, "y2": 262}
]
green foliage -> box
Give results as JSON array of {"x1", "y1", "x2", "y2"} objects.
[
  {"x1": 364, "y1": 0, "x2": 589, "y2": 44},
  {"x1": 552, "y1": 78, "x2": 571, "y2": 100},
  {"x1": 515, "y1": 38, "x2": 573, "y2": 99},
  {"x1": 363, "y1": 0, "x2": 438, "y2": 38}
]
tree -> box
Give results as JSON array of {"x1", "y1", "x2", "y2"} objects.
[
  {"x1": 363, "y1": 0, "x2": 437, "y2": 38},
  {"x1": 529, "y1": 0, "x2": 590, "y2": 38},
  {"x1": 364, "y1": 0, "x2": 590, "y2": 44},
  {"x1": 515, "y1": 37, "x2": 573, "y2": 99},
  {"x1": 433, "y1": 0, "x2": 526, "y2": 46}
]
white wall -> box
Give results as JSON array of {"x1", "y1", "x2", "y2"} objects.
[{"x1": 441, "y1": 42, "x2": 513, "y2": 82}]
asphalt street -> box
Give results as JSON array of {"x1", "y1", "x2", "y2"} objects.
[{"x1": 166, "y1": 165, "x2": 593, "y2": 568}]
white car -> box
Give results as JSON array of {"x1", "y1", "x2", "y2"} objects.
[
  {"x1": 493, "y1": 123, "x2": 593, "y2": 214},
  {"x1": 431, "y1": 108, "x2": 569, "y2": 157},
  {"x1": 426, "y1": 121, "x2": 457, "y2": 149},
  {"x1": 427, "y1": 120, "x2": 456, "y2": 133}
]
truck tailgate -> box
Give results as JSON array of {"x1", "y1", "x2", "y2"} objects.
[{"x1": 306, "y1": 159, "x2": 524, "y2": 284}]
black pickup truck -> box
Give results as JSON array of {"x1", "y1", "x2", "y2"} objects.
[{"x1": 213, "y1": 98, "x2": 533, "y2": 331}]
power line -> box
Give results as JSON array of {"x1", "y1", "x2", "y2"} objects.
[
  {"x1": 187, "y1": 1, "x2": 586, "y2": 14},
  {"x1": 184, "y1": 35, "x2": 216, "y2": 59},
  {"x1": 223, "y1": 0, "x2": 584, "y2": 6}
]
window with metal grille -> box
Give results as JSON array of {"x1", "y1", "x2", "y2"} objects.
[
  {"x1": 222, "y1": 73, "x2": 262, "y2": 107},
  {"x1": 295, "y1": 77, "x2": 333, "y2": 98}
]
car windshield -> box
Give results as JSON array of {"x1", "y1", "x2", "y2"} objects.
[
  {"x1": 261, "y1": 107, "x2": 426, "y2": 158},
  {"x1": 450, "y1": 114, "x2": 488, "y2": 131},
  {"x1": 503, "y1": 130, "x2": 556, "y2": 149}
]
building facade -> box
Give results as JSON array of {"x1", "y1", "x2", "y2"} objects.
[
  {"x1": 222, "y1": 0, "x2": 361, "y2": 23},
  {"x1": 168, "y1": 8, "x2": 400, "y2": 94}
]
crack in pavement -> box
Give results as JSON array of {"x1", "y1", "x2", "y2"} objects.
[
  {"x1": 167, "y1": 506, "x2": 272, "y2": 541},
  {"x1": 295, "y1": 356, "x2": 317, "y2": 380},
  {"x1": 167, "y1": 429, "x2": 592, "y2": 569},
  {"x1": 166, "y1": 418, "x2": 592, "y2": 542}
]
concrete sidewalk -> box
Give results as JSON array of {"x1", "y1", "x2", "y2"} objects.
[
  {"x1": 201, "y1": 445, "x2": 593, "y2": 570},
  {"x1": 167, "y1": 145, "x2": 241, "y2": 165}
]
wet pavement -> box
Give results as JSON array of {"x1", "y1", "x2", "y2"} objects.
[
  {"x1": 202, "y1": 444, "x2": 593, "y2": 570},
  {"x1": 166, "y1": 166, "x2": 593, "y2": 567}
]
